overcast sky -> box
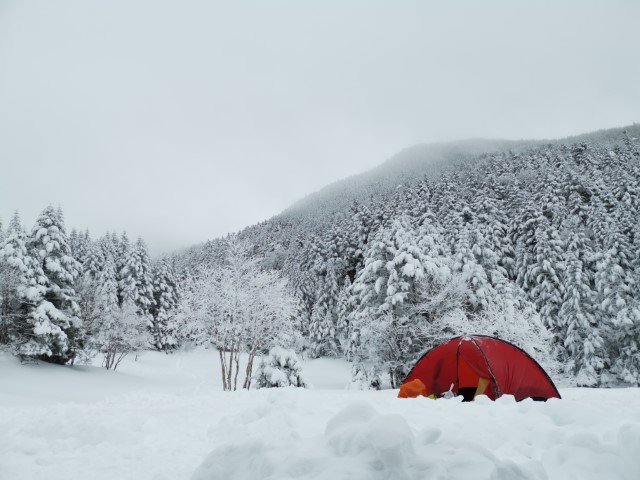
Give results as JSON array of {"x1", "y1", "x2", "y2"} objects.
[{"x1": 1, "y1": 1, "x2": 638, "y2": 254}]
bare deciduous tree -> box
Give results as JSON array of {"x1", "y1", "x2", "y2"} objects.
[{"x1": 175, "y1": 236, "x2": 298, "y2": 391}]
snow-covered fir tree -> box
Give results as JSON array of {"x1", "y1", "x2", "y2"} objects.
[
  {"x1": 0, "y1": 212, "x2": 37, "y2": 348},
  {"x1": 88, "y1": 250, "x2": 151, "y2": 370},
  {"x1": 348, "y1": 215, "x2": 450, "y2": 388},
  {"x1": 335, "y1": 275, "x2": 353, "y2": 353},
  {"x1": 308, "y1": 263, "x2": 340, "y2": 357},
  {"x1": 150, "y1": 259, "x2": 180, "y2": 352},
  {"x1": 559, "y1": 223, "x2": 603, "y2": 386},
  {"x1": 119, "y1": 237, "x2": 154, "y2": 317},
  {"x1": 20, "y1": 206, "x2": 82, "y2": 364}
]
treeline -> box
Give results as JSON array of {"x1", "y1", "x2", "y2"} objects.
[
  {"x1": 5, "y1": 127, "x2": 640, "y2": 390},
  {"x1": 176, "y1": 128, "x2": 640, "y2": 388},
  {"x1": 0, "y1": 206, "x2": 179, "y2": 368},
  {"x1": 0, "y1": 206, "x2": 300, "y2": 386}
]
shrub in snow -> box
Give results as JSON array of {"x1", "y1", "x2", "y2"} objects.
[
  {"x1": 253, "y1": 347, "x2": 307, "y2": 389},
  {"x1": 350, "y1": 363, "x2": 382, "y2": 390},
  {"x1": 92, "y1": 295, "x2": 152, "y2": 371}
]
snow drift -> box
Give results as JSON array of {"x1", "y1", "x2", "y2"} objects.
[{"x1": 1, "y1": 350, "x2": 639, "y2": 480}]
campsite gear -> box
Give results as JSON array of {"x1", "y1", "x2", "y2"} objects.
[
  {"x1": 399, "y1": 335, "x2": 561, "y2": 401},
  {"x1": 398, "y1": 379, "x2": 427, "y2": 398}
]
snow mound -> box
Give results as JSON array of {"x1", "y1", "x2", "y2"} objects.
[
  {"x1": 191, "y1": 401, "x2": 529, "y2": 480},
  {"x1": 192, "y1": 401, "x2": 416, "y2": 480},
  {"x1": 2, "y1": 350, "x2": 639, "y2": 480},
  {"x1": 191, "y1": 392, "x2": 640, "y2": 480}
]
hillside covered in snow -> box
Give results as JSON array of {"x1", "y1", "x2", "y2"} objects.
[{"x1": 177, "y1": 124, "x2": 640, "y2": 388}]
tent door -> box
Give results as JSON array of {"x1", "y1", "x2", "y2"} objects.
[{"x1": 456, "y1": 347, "x2": 490, "y2": 401}]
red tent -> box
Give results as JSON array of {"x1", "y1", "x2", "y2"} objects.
[{"x1": 399, "y1": 335, "x2": 561, "y2": 401}]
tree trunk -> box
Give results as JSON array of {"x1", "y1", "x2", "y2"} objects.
[
  {"x1": 233, "y1": 347, "x2": 240, "y2": 391},
  {"x1": 227, "y1": 345, "x2": 235, "y2": 391},
  {"x1": 104, "y1": 344, "x2": 115, "y2": 370},
  {"x1": 243, "y1": 345, "x2": 258, "y2": 389},
  {"x1": 243, "y1": 352, "x2": 254, "y2": 389},
  {"x1": 218, "y1": 348, "x2": 228, "y2": 391},
  {"x1": 114, "y1": 351, "x2": 128, "y2": 371}
]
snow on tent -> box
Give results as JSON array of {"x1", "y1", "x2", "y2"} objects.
[{"x1": 399, "y1": 335, "x2": 561, "y2": 402}]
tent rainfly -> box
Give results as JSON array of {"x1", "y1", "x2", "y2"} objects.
[{"x1": 398, "y1": 335, "x2": 561, "y2": 402}]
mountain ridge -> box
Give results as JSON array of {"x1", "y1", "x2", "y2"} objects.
[{"x1": 280, "y1": 123, "x2": 639, "y2": 222}]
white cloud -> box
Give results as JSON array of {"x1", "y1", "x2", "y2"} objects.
[{"x1": 1, "y1": 0, "x2": 639, "y2": 253}]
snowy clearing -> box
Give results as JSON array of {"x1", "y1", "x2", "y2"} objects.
[{"x1": 1, "y1": 349, "x2": 639, "y2": 480}]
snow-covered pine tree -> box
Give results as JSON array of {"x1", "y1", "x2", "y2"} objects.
[
  {"x1": 591, "y1": 219, "x2": 636, "y2": 385},
  {"x1": 308, "y1": 263, "x2": 340, "y2": 357},
  {"x1": 349, "y1": 200, "x2": 374, "y2": 271},
  {"x1": 335, "y1": 275, "x2": 353, "y2": 354},
  {"x1": 83, "y1": 250, "x2": 115, "y2": 362},
  {"x1": 69, "y1": 228, "x2": 90, "y2": 265},
  {"x1": 559, "y1": 223, "x2": 603, "y2": 386},
  {"x1": 150, "y1": 259, "x2": 180, "y2": 352},
  {"x1": 284, "y1": 233, "x2": 319, "y2": 347},
  {"x1": 478, "y1": 196, "x2": 516, "y2": 281},
  {"x1": 119, "y1": 237, "x2": 154, "y2": 317},
  {"x1": 0, "y1": 212, "x2": 39, "y2": 347},
  {"x1": 96, "y1": 252, "x2": 120, "y2": 321},
  {"x1": 347, "y1": 226, "x2": 397, "y2": 376},
  {"x1": 530, "y1": 219, "x2": 566, "y2": 334},
  {"x1": 349, "y1": 215, "x2": 450, "y2": 388},
  {"x1": 69, "y1": 228, "x2": 78, "y2": 254},
  {"x1": 474, "y1": 197, "x2": 524, "y2": 308},
  {"x1": 611, "y1": 300, "x2": 640, "y2": 386},
  {"x1": 416, "y1": 208, "x2": 449, "y2": 258},
  {"x1": 115, "y1": 231, "x2": 129, "y2": 305},
  {"x1": 452, "y1": 225, "x2": 495, "y2": 311},
  {"x1": 308, "y1": 304, "x2": 335, "y2": 358},
  {"x1": 83, "y1": 240, "x2": 105, "y2": 279},
  {"x1": 91, "y1": 252, "x2": 151, "y2": 370},
  {"x1": 74, "y1": 240, "x2": 105, "y2": 359},
  {"x1": 23, "y1": 206, "x2": 82, "y2": 364},
  {"x1": 403, "y1": 177, "x2": 431, "y2": 221},
  {"x1": 514, "y1": 204, "x2": 542, "y2": 294}
]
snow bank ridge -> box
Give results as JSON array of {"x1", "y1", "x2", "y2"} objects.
[{"x1": 192, "y1": 398, "x2": 590, "y2": 480}]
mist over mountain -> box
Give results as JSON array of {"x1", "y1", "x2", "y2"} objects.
[{"x1": 283, "y1": 125, "x2": 638, "y2": 222}]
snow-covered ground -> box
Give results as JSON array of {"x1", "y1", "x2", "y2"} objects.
[{"x1": 1, "y1": 349, "x2": 639, "y2": 480}]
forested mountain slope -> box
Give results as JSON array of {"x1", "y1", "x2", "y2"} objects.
[
  {"x1": 177, "y1": 124, "x2": 640, "y2": 388},
  {"x1": 283, "y1": 126, "x2": 638, "y2": 222},
  {"x1": 284, "y1": 138, "x2": 525, "y2": 220}
]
